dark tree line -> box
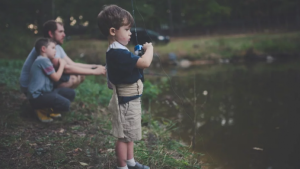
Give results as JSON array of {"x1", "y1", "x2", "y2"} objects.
[{"x1": 1, "y1": 0, "x2": 299, "y2": 37}]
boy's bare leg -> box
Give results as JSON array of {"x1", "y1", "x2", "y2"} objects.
[
  {"x1": 57, "y1": 75, "x2": 85, "y2": 89},
  {"x1": 116, "y1": 140, "x2": 128, "y2": 167},
  {"x1": 127, "y1": 141, "x2": 134, "y2": 160}
]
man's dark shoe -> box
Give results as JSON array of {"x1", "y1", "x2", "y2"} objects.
[{"x1": 128, "y1": 162, "x2": 150, "y2": 169}]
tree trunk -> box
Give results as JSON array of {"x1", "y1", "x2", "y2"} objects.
[{"x1": 168, "y1": 0, "x2": 173, "y2": 35}]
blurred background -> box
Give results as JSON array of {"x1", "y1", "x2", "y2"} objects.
[
  {"x1": 1, "y1": 0, "x2": 300, "y2": 60},
  {"x1": 1, "y1": 0, "x2": 300, "y2": 169}
]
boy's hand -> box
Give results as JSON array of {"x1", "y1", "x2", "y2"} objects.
[
  {"x1": 58, "y1": 58, "x2": 66, "y2": 67},
  {"x1": 51, "y1": 58, "x2": 60, "y2": 69},
  {"x1": 94, "y1": 65, "x2": 106, "y2": 75},
  {"x1": 136, "y1": 42, "x2": 154, "y2": 69},
  {"x1": 142, "y1": 42, "x2": 153, "y2": 51}
]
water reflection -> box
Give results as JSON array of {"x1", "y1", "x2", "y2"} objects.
[{"x1": 146, "y1": 62, "x2": 300, "y2": 169}]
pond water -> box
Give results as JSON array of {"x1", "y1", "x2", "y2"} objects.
[{"x1": 145, "y1": 61, "x2": 300, "y2": 169}]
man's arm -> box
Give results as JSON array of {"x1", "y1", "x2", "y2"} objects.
[
  {"x1": 56, "y1": 55, "x2": 105, "y2": 75},
  {"x1": 63, "y1": 55, "x2": 97, "y2": 69},
  {"x1": 64, "y1": 64, "x2": 106, "y2": 75}
]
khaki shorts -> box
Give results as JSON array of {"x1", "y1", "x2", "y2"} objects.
[{"x1": 118, "y1": 97, "x2": 142, "y2": 142}]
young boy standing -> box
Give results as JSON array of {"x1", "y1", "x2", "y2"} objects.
[
  {"x1": 27, "y1": 38, "x2": 76, "y2": 122},
  {"x1": 97, "y1": 5, "x2": 153, "y2": 169}
]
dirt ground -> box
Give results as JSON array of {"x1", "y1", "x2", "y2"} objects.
[
  {"x1": 0, "y1": 84, "x2": 202, "y2": 169},
  {"x1": 0, "y1": 87, "x2": 117, "y2": 169}
]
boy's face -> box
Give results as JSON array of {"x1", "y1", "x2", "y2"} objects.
[
  {"x1": 44, "y1": 42, "x2": 56, "y2": 59},
  {"x1": 53, "y1": 23, "x2": 65, "y2": 45},
  {"x1": 114, "y1": 24, "x2": 132, "y2": 46}
]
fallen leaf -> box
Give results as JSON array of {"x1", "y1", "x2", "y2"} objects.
[
  {"x1": 80, "y1": 162, "x2": 88, "y2": 166},
  {"x1": 77, "y1": 133, "x2": 86, "y2": 137},
  {"x1": 253, "y1": 147, "x2": 263, "y2": 151},
  {"x1": 74, "y1": 148, "x2": 82, "y2": 152},
  {"x1": 25, "y1": 153, "x2": 32, "y2": 157},
  {"x1": 69, "y1": 161, "x2": 77, "y2": 164},
  {"x1": 59, "y1": 129, "x2": 65, "y2": 133},
  {"x1": 71, "y1": 126, "x2": 81, "y2": 130}
]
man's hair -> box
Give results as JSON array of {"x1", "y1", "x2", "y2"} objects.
[
  {"x1": 43, "y1": 20, "x2": 63, "y2": 38},
  {"x1": 97, "y1": 5, "x2": 134, "y2": 37},
  {"x1": 35, "y1": 38, "x2": 55, "y2": 54}
]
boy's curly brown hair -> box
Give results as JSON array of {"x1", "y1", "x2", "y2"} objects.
[{"x1": 97, "y1": 5, "x2": 134, "y2": 37}]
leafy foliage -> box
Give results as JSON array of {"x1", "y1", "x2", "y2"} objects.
[
  {"x1": 75, "y1": 76, "x2": 112, "y2": 106},
  {"x1": 0, "y1": 59, "x2": 24, "y2": 90},
  {"x1": 1, "y1": 0, "x2": 299, "y2": 57},
  {"x1": 142, "y1": 80, "x2": 161, "y2": 101},
  {"x1": 75, "y1": 77, "x2": 163, "y2": 107}
]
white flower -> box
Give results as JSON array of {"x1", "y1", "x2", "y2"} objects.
[{"x1": 203, "y1": 90, "x2": 208, "y2": 96}]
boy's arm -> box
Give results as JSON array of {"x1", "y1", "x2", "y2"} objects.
[
  {"x1": 49, "y1": 59, "x2": 66, "y2": 82},
  {"x1": 136, "y1": 42, "x2": 153, "y2": 69}
]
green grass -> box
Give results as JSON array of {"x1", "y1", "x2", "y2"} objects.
[
  {"x1": 63, "y1": 32, "x2": 300, "y2": 64},
  {"x1": 154, "y1": 32, "x2": 300, "y2": 59},
  {"x1": 0, "y1": 59, "x2": 202, "y2": 169}
]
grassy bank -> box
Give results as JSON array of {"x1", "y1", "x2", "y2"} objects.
[
  {"x1": 0, "y1": 59, "x2": 202, "y2": 169},
  {"x1": 63, "y1": 32, "x2": 300, "y2": 64},
  {"x1": 155, "y1": 32, "x2": 300, "y2": 59}
]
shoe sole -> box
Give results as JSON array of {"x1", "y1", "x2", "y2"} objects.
[{"x1": 49, "y1": 114, "x2": 61, "y2": 118}]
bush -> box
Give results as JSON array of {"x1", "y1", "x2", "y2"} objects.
[{"x1": 0, "y1": 29, "x2": 36, "y2": 58}]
